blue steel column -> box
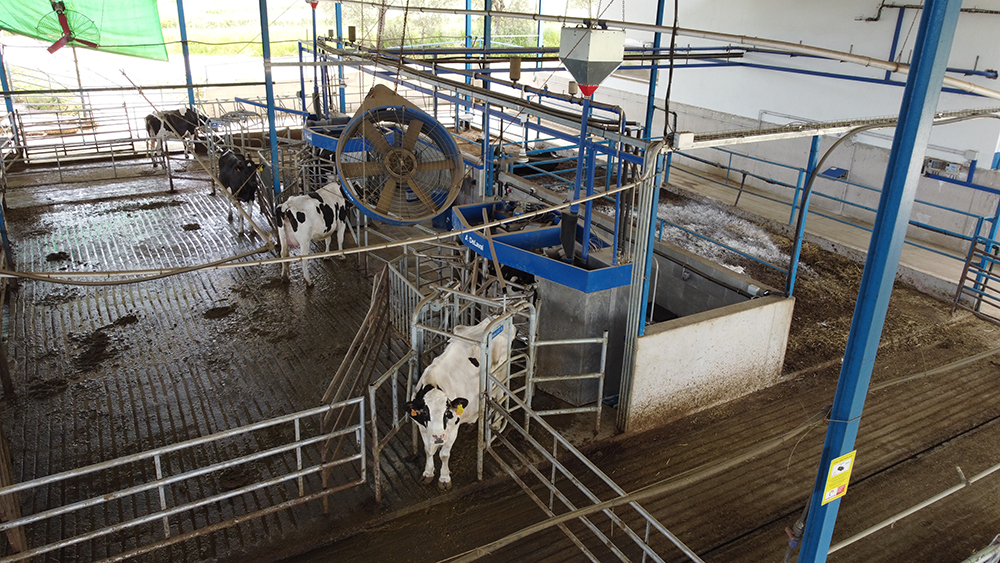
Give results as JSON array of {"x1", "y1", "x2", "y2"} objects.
[
  {"x1": 336, "y1": 2, "x2": 346, "y2": 113},
  {"x1": 785, "y1": 135, "x2": 820, "y2": 296},
  {"x1": 797, "y1": 1, "x2": 963, "y2": 561},
  {"x1": 258, "y1": 0, "x2": 283, "y2": 197},
  {"x1": 0, "y1": 43, "x2": 17, "y2": 143},
  {"x1": 312, "y1": 3, "x2": 319, "y2": 113},
  {"x1": 643, "y1": 0, "x2": 666, "y2": 140},
  {"x1": 0, "y1": 43, "x2": 14, "y2": 266},
  {"x1": 176, "y1": 0, "x2": 196, "y2": 109},
  {"x1": 572, "y1": 97, "x2": 592, "y2": 214},
  {"x1": 536, "y1": 0, "x2": 544, "y2": 68}
]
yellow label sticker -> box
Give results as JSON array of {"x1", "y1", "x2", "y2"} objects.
[{"x1": 822, "y1": 450, "x2": 857, "y2": 505}]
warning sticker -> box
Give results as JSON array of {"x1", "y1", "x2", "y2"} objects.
[{"x1": 822, "y1": 450, "x2": 857, "y2": 505}]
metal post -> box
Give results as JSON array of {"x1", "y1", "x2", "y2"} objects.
[
  {"x1": 637, "y1": 152, "x2": 663, "y2": 336},
  {"x1": 336, "y1": 2, "x2": 347, "y2": 113},
  {"x1": 176, "y1": 0, "x2": 196, "y2": 110},
  {"x1": 572, "y1": 96, "x2": 592, "y2": 216},
  {"x1": 536, "y1": 0, "x2": 544, "y2": 69},
  {"x1": 582, "y1": 128, "x2": 597, "y2": 261},
  {"x1": 484, "y1": 0, "x2": 493, "y2": 54},
  {"x1": 785, "y1": 135, "x2": 821, "y2": 297},
  {"x1": 617, "y1": 142, "x2": 663, "y2": 432},
  {"x1": 0, "y1": 43, "x2": 18, "y2": 145},
  {"x1": 312, "y1": 3, "x2": 319, "y2": 113},
  {"x1": 259, "y1": 0, "x2": 283, "y2": 197},
  {"x1": 790, "y1": 168, "x2": 805, "y2": 225},
  {"x1": 643, "y1": 0, "x2": 667, "y2": 140},
  {"x1": 797, "y1": 1, "x2": 963, "y2": 561},
  {"x1": 299, "y1": 44, "x2": 307, "y2": 113}
]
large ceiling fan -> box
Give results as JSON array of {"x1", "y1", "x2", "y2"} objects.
[{"x1": 39, "y1": 1, "x2": 100, "y2": 54}]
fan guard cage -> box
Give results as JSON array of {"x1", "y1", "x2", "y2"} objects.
[{"x1": 335, "y1": 105, "x2": 464, "y2": 226}]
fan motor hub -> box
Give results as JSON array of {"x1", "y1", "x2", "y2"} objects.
[{"x1": 385, "y1": 148, "x2": 417, "y2": 180}]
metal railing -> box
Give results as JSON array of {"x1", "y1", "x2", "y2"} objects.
[
  {"x1": 953, "y1": 236, "x2": 1000, "y2": 324},
  {"x1": 368, "y1": 350, "x2": 416, "y2": 502},
  {"x1": 526, "y1": 331, "x2": 607, "y2": 435},
  {"x1": 670, "y1": 147, "x2": 999, "y2": 266},
  {"x1": 482, "y1": 371, "x2": 702, "y2": 562},
  {"x1": 0, "y1": 399, "x2": 366, "y2": 562}
]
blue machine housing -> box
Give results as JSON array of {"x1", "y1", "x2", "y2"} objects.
[{"x1": 452, "y1": 200, "x2": 632, "y2": 294}]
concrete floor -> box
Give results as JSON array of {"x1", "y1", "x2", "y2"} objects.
[
  {"x1": 3, "y1": 155, "x2": 1000, "y2": 563},
  {"x1": 666, "y1": 164, "x2": 968, "y2": 300}
]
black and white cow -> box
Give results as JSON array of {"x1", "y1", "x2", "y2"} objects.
[
  {"x1": 406, "y1": 317, "x2": 514, "y2": 490},
  {"x1": 218, "y1": 150, "x2": 260, "y2": 235},
  {"x1": 274, "y1": 181, "x2": 352, "y2": 286},
  {"x1": 145, "y1": 108, "x2": 207, "y2": 167}
]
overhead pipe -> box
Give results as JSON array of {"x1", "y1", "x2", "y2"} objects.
[
  {"x1": 337, "y1": 49, "x2": 648, "y2": 149},
  {"x1": 866, "y1": 2, "x2": 1000, "y2": 21},
  {"x1": 325, "y1": 0, "x2": 1000, "y2": 102}
]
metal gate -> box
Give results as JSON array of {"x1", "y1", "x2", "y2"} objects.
[
  {"x1": 953, "y1": 235, "x2": 1000, "y2": 324},
  {"x1": 0, "y1": 399, "x2": 366, "y2": 562}
]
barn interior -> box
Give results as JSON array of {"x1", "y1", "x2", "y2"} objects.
[{"x1": 2, "y1": 1, "x2": 1000, "y2": 563}]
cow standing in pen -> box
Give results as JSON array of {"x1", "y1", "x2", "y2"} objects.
[
  {"x1": 218, "y1": 150, "x2": 260, "y2": 236},
  {"x1": 406, "y1": 317, "x2": 513, "y2": 490},
  {"x1": 145, "y1": 108, "x2": 208, "y2": 167},
  {"x1": 275, "y1": 181, "x2": 352, "y2": 286}
]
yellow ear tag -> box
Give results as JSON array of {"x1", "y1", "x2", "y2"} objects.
[
  {"x1": 410, "y1": 408, "x2": 418, "y2": 417},
  {"x1": 456, "y1": 405, "x2": 464, "y2": 415}
]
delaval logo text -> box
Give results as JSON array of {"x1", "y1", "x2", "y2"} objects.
[{"x1": 464, "y1": 233, "x2": 485, "y2": 252}]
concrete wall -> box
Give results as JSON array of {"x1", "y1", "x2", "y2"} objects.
[
  {"x1": 651, "y1": 240, "x2": 774, "y2": 319},
  {"x1": 626, "y1": 295, "x2": 795, "y2": 434}
]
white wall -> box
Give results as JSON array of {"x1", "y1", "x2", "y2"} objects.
[
  {"x1": 627, "y1": 295, "x2": 794, "y2": 434},
  {"x1": 593, "y1": 0, "x2": 1000, "y2": 158}
]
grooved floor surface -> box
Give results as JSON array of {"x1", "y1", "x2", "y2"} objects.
[{"x1": 0, "y1": 159, "x2": 445, "y2": 562}]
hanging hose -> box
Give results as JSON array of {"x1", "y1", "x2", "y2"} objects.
[{"x1": 781, "y1": 496, "x2": 810, "y2": 563}]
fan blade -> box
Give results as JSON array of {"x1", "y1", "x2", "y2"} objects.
[
  {"x1": 376, "y1": 178, "x2": 397, "y2": 214},
  {"x1": 57, "y1": 12, "x2": 71, "y2": 35},
  {"x1": 73, "y1": 37, "x2": 99, "y2": 49},
  {"x1": 402, "y1": 120, "x2": 423, "y2": 152},
  {"x1": 360, "y1": 119, "x2": 392, "y2": 156},
  {"x1": 406, "y1": 178, "x2": 437, "y2": 212},
  {"x1": 340, "y1": 161, "x2": 384, "y2": 179},
  {"x1": 47, "y1": 34, "x2": 70, "y2": 54},
  {"x1": 416, "y1": 158, "x2": 457, "y2": 171}
]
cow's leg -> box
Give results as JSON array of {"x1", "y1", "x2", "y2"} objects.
[
  {"x1": 278, "y1": 221, "x2": 291, "y2": 281},
  {"x1": 147, "y1": 138, "x2": 157, "y2": 168},
  {"x1": 336, "y1": 220, "x2": 347, "y2": 261},
  {"x1": 436, "y1": 429, "x2": 460, "y2": 490},
  {"x1": 420, "y1": 433, "x2": 440, "y2": 485},
  {"x1": 321, "y1": 236, "x2": 333, "y2": 260},
  {"x1": 299, "y1": 236, "x2": 314, "y2": 287}
]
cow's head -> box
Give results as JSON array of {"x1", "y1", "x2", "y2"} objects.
[{"x1": 406, "y1": 384, "x2": 468, "y2": 445}]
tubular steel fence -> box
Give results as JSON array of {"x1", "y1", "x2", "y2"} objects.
[
  {"x1": 0, "y1": 399, "x2": 366, "y2": 562},
  {"x1": 482, "y1": 366, "x2": 703, "y2": 563},
  {"x1": 953, "y1": 236, "x2": 1000, "y2": 325}
]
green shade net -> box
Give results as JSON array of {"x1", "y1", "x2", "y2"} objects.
[{"x1": 0, "y1": 0, "x2": 167, "y2": 61}]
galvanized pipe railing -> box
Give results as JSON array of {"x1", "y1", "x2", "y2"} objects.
[
  {"x1": 0, "y1": 398, "x2": 366, "y2": 562},
  {"x1": 466, "y1": 370, "x2": 702, "y2": 563}
]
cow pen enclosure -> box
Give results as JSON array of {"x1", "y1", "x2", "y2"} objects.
[{"x1": 5, "y1": 2, "x2": 1000, "y2": 560}]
